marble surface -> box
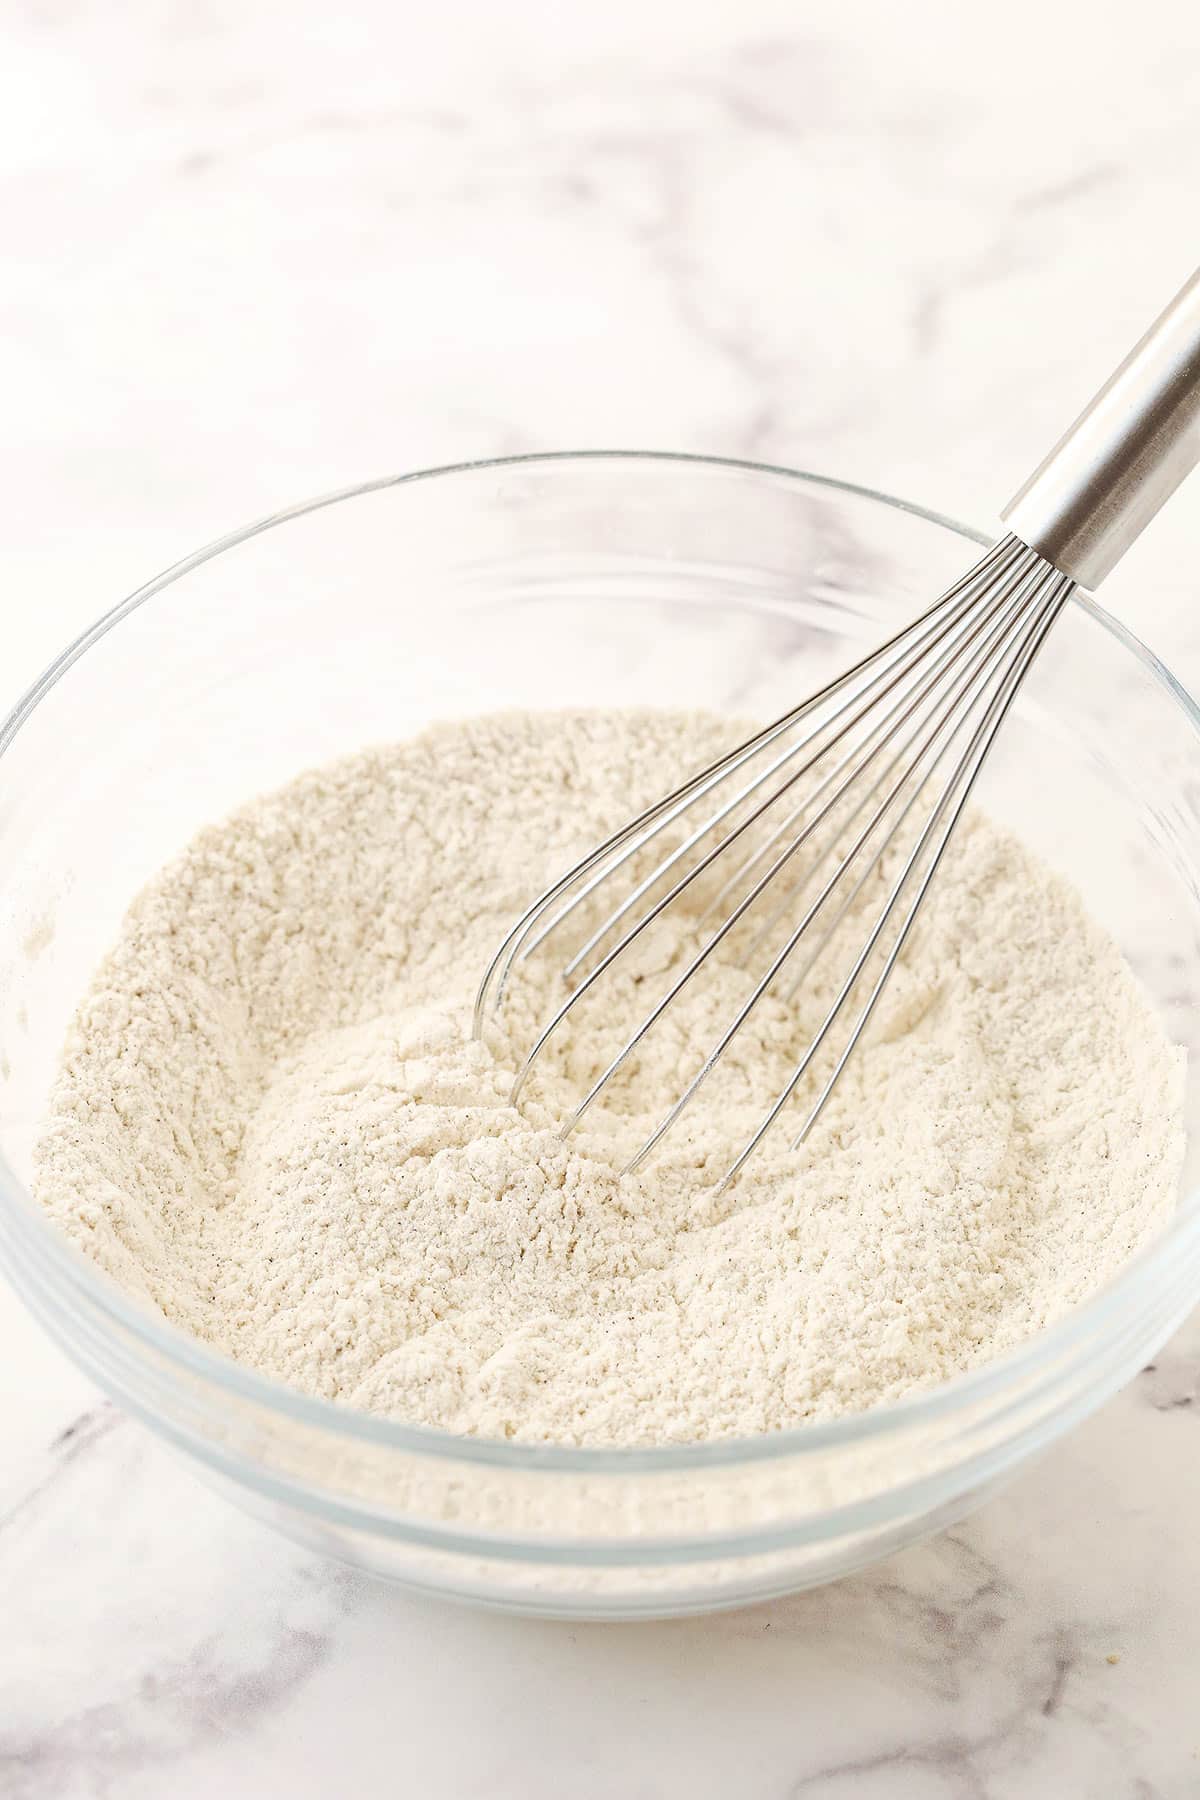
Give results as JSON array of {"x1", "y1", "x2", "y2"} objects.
[{"x1": 3, "y1": 1, "x2": 1200, "y2": 1793}]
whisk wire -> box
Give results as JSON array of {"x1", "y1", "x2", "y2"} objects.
[{"x1": 476, "y1": 536, "x2": 1077, "y2": 1180}]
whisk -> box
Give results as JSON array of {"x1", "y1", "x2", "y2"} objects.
[{"x1": 475, "y1": 267, "x2": 1200, "y2": 1185}]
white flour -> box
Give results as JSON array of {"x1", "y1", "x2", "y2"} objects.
[{"x1": 34, "y1": 709, "x2": 1184, "y2": 1446}]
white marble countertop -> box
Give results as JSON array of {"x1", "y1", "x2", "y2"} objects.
[{"x1": 4, "y1": 2, "x2": 1200, "y2": 1793}]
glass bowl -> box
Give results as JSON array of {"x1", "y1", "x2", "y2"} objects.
[{"x1": 1, "y1": 452, "x2": 1199, "y2": 1620}]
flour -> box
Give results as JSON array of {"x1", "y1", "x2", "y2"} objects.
[{"x1": 34, "y1": 709, "x2": 1185, "y2": 1446}]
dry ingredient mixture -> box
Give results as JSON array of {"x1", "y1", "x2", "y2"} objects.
[{"x1": 34, "y1": 709, "x2": 1184, "y2": 1446}]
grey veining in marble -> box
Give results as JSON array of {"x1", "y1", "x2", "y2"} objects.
[{"x1": 3, "y1": 1, "x2": 1200, "y2": 1794}]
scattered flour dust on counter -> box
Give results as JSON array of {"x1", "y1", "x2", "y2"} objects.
[{"x1": 34, "y1": 710, "x2": 1184, "y2": 1447}]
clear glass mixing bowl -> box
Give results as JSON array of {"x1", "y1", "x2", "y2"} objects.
[{"x1": 2, "y1": 453, "x2": 1199, "y2": 1620}]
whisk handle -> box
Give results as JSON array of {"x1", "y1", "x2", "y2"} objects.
[{"x1": 1001, "y1": 266, "x2": 1200, "y2": 588}]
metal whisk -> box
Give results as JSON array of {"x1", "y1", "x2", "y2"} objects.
[{"x1": 475, "y1": 267, "x2": 1200, "y2": 1185}]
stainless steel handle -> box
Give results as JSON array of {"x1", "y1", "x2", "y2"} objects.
[{"x1": 1001, "y1": 266, "x2": 1200, "y2": 589}]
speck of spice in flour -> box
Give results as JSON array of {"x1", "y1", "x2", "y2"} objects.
[{"x1": 34, "y1": 709, "x2": 1184, "y2": 1446}]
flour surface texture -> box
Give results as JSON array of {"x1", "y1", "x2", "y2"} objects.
[{"x1": 35, "y1": 710, "x2": 1184, "y2": 1446}]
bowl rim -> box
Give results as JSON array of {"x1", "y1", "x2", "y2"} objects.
[{"x1": 4, "y1": 447, "x2": 1199, "y2": 1475}]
